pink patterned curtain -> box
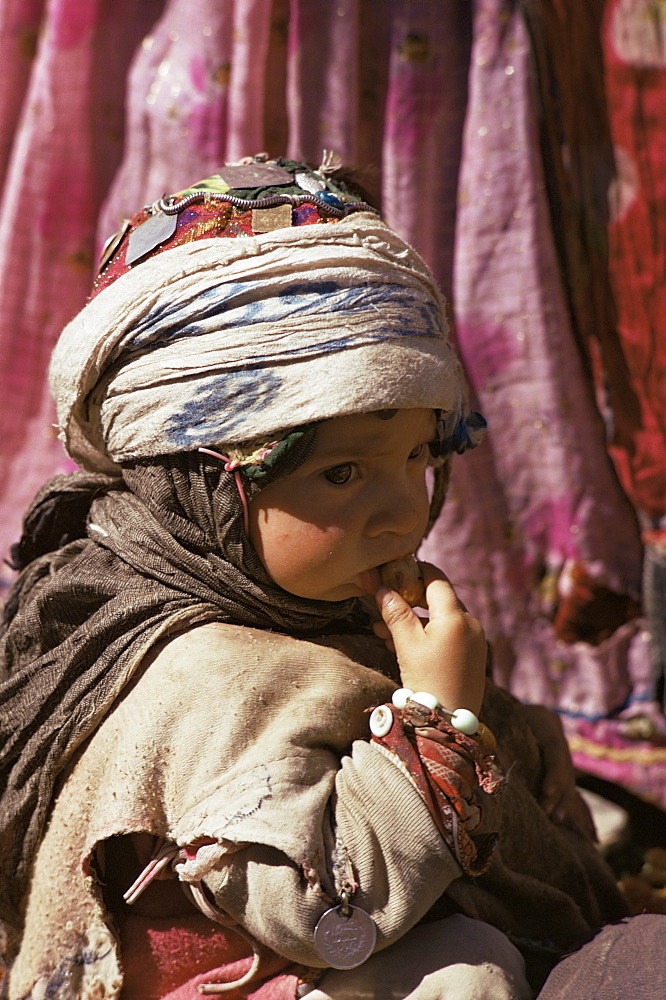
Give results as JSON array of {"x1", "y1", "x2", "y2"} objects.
[{"x1": 0, "y1": 0, "x2": 664, "y2": 802}]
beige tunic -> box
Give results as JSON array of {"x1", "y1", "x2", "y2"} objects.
[{"x1": 10, "y1": 624, "x2": 462, "y2": 1000}]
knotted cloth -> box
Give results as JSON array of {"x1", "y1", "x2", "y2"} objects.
[{"x1": 50, "y1": 215, "x2": 467, "y2": 474}]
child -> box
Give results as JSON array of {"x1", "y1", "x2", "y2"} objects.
[{"x1": 0, "y1": 158, "x2": 625, "y2": 1000}]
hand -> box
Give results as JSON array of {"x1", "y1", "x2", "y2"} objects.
[
  {"x1": 374, "y1": 562, "x2": 486, "y2": 715},
  {"x1": 521, "y1": 703, "x2": 597, "y2": 841}
]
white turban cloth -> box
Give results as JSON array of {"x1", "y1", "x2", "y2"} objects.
[{"x1": 50, "y1": 214, "x2": 467, "y2": 474}]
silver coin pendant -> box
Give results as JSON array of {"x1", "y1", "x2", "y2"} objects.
[{"x1": 313, "y1": 903, "x2": 377, "y2": 970}]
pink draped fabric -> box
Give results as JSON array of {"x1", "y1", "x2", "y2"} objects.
[
  {"x1": 0, "y1": 0, "x2": 663, "y2": 803},
  {"x1": 422, "y1": 4, "x2": 649, "y2": 704},
  {"x1": 0, "y1": 0, "x2": 163, "y2": 566}
]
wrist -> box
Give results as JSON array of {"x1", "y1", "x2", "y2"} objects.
[{"x1": 398, "y1": 676, "x2": 484, "y2": 717}]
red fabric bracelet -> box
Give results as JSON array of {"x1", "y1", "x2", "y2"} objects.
[{"x1": 370, "y1": 701, "x2": 504, "y2": 876}]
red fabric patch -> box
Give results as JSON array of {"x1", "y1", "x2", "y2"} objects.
[
  {"x1": 118, "y1": 913, "x2": 300, "y2": 1000},
  {"x1": 90, "y1": 201, "x2": 336, "y2": 301},
  {"x1": 603, "y1": 0, "x2": 666, "y2": 518}
]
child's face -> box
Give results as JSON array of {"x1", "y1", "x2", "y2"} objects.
[{"x1": 249, "y1": 408, "x2": 436, "y2": 602}]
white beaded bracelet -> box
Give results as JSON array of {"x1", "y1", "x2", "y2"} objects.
[{"x1": 391, "y1": 688, "x2": 480, "y2": 735}]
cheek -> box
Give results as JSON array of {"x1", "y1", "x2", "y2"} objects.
[{"x1": 250, "y1": 508, "x2": 338, "y2": 587}]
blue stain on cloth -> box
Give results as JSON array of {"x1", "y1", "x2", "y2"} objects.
[
  {"x1": 125, "y1": 280, "x2": 442, "y2": 354},
  {"x1": 165, "y1": 370, "x2": 283, "y2": 446}
]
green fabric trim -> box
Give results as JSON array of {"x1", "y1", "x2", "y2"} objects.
[{"x1": 241, "y1": 426, "x2": 314, "y2": 480}]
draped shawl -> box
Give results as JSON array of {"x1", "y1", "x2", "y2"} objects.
[{"x1": 0, "y1": 453, "x2": 369, "y2": 956}]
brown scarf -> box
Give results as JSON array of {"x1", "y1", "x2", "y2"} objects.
[{"x1": 0, "y1": 450, "x2": 362, "y2": 955}]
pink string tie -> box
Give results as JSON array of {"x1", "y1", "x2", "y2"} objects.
[{"x1": 198, "y1": 447, "x2": 250, "y2": 534}]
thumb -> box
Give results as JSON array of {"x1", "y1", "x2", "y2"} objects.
[{"x1": 375, "y1": 586, "x2": 423, "y2": 651}]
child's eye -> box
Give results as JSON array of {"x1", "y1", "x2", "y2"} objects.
[
  {"x1": 323, "y1": 463, "x2": 354, "y2": 485},
  {"x1": 409, "y1": 443, "x2": 426, "y2": 460}
]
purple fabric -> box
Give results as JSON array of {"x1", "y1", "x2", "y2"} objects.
[
  {"x1": 0, "y1": 0, "x2": 663, "y2": 804},
  {"x1": 536, "y1": 915, "x2": 666, "y2": 1000}
]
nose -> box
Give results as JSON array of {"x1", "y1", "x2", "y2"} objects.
[{"x1": 365, "y1": 475, "x2": 424, "y2": 540}]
